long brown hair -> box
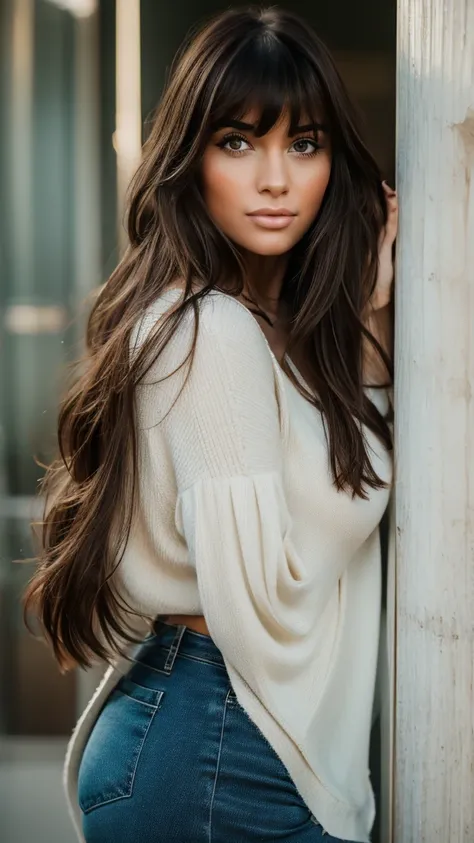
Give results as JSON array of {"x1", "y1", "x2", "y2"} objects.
[{"x1": 22, "y1": 5, "x2": 393, "y2": 672}]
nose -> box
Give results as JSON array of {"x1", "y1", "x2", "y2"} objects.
[{"x1": 256, "y1": 150, "x2": 289, "y2": 196}]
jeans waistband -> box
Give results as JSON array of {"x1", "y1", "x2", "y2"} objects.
[{"x1": 144, "y1": 618, "x2": 226, "y2": 669}]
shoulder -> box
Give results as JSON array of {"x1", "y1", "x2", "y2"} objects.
[
  {"x1": 132, "y1": 288, "x2": 286, "y2": 461},
  {"x1": 132, "y1": 287, "x2": 274, "y2": 376},
  {"x1": 130, "y1": 286, "x2": 289, "y2": 453}
]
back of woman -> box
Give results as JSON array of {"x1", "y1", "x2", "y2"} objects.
[{"x1": 22, "y1": 6, "x2": 397, "y2": 842}]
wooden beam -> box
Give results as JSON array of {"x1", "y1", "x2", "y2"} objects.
[{"x1": 394, "y1": 1, "x2": 474, "y2": 840}]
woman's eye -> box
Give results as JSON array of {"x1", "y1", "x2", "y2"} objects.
[
  {"x1": 228, "y1": 137, "x2": 249, "y2": 152},
  {"x1": 216, "y1": 133, "x2": 322, "y2": 156},
  {"x1": 217, "y1": 133, "x2": 250, "y2": 153},
  {"x1": 292, "y1": 138, "x2": 319, "y2": 155}
]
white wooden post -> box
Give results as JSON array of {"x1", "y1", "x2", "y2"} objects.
[{"x1": 395, "y1": 1, "x2": 474, "y2": 840}]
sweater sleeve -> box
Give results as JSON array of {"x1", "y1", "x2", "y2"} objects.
[{"x1": 137, "y1": 294, "x2": 315, "y2": 701}]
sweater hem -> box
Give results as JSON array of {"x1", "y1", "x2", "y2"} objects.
[{"x1": 228, "y1": 668, "x2": 375, "y2": 843}]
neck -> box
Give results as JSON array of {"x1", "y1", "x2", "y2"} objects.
[{"x1": 241, "y1": 252, "x2": 289, "y2": 320}]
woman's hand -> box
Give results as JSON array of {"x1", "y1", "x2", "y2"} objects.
[
  {"x1": 361, "y1": 181, "x2": 398, "y2": 385},
  {"x1": 370, "y1": 181, "x2": 398, "y2": 312}
]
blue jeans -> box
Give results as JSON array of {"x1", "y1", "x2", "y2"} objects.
[{"x1": 78, "y1": 620, "x2": 346, "y2": 842}]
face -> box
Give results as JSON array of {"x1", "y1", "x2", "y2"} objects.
[{"x1": 200, "y1": 105, "x2": 332, "y2": 257}]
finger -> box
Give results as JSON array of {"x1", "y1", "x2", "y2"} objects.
[
  {"x1": 382, "y1": 180, "x2": 397, "y2": 196},
  {"x1": 384, "y1": 193, "x2": 398, "y2": 214},
  {"x1": 384, "y1": 196, "x2": 398, "y2": 228}
]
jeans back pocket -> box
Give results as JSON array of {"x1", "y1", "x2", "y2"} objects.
[{"x1": 78, "y1": 677, "x2": 164, "y2": 813}]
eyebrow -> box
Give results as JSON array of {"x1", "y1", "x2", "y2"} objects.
[{"x1": 214, "y1": 119, "x2": 328, "y2": 135}]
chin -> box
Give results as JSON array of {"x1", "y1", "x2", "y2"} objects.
[{"x1": 243, "y1": 238, "x2": 297, "y2": 256}]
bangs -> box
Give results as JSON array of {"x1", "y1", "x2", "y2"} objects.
[{"x1": 207, "y1": 34, "x2": 330, "y2": 137}]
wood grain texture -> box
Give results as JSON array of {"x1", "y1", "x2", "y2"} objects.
[{"x1": 395, "y1": 1, "x2": 474, "y2": 840}]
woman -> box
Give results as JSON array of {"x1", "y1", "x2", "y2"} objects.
[{"x1": 23, "y1": 6, "x2": 397, "y2": 843}]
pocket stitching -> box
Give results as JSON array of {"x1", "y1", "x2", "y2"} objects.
[
  {"x1": 117, "y1": 687, "x2": 160, "y2": 709},
  {"x1": 118, "y1": 677, "x2": 164, "y2": 707},
  {"x1": 80, "y1": 688, "x2": 164, "y2": 813}
]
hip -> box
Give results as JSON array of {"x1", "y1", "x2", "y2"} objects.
[{"x1": 77, "y1": 619, "x2": 346, "y2": 842}]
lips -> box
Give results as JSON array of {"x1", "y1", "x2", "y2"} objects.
[
  {"x1": 246, "y1": 211, "x2": 296, "y2": 230},
  {"x1": 248, "y1": 208, "x2": 296, "y2": 216}
]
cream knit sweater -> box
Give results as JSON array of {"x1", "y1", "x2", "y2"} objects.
[{"x1": 63, "y1": 288, "x2": 393, "y2": 843}]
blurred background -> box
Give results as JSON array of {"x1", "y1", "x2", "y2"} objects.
[{"x1": 0, "y1": 0, "x2": 395, "y2": 840}]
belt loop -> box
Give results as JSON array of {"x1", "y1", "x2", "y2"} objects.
[{"x1": 163, "y1": 623, "x2": 187, "y2": 673}]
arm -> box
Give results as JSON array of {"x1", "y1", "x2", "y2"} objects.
[
  {"x1": 137, "y1": 297, "x2": 313, "y2": 706},
  {"x1": 362, "y1": 301, "x2": 393, "y2": 387}
]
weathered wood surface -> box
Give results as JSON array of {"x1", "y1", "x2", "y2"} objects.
[{"x1": 395, "y1": 1, "x2": 474, "y2": 840}]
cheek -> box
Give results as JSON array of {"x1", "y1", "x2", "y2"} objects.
[
  {"x1": 298, "y1": 167, "x2": 331, "y2": 215},
  {"x1": 201, "y1": 156, "x2": 239, "y2": 209}
]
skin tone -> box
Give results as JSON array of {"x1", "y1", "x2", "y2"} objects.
[
  {"x1": 362, "y1": 181, "x2": 398, "y2": 384},
  {"x1": 200, "y1": 105, "x2": 332, "y2": 323},
  {"x1": 172, "y1": 103, "x2": 397, "y2": 368},
  {"x1": 200, "y1": 108, "x2": 398, "y2": 373}
]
